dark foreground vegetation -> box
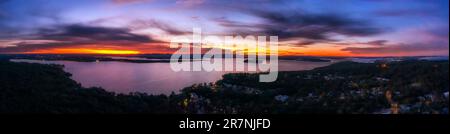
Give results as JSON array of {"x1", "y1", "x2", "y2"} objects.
[
  {"x1": 0, "y1": 57, "x2": 448, "y2": 114},
  {"x1": 0, "y1": 60, "x2": 180, "y2": 113}
]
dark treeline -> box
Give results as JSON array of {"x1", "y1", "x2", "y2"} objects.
[{"x1": 0, "y1": 60, "x2": 181, "y2": 113}]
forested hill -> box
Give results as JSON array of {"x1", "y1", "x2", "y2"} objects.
[
  {"x1": 186, "y1": 60, "x2": 449, "y2": 114},
  {"x1": 0, "y1": 61, "x2": 180, "y2": 113}
]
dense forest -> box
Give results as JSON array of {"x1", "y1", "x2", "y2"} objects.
[
  {"x1": 0, "y1": 59, "x2": 180, "y2": 113},
  {"x1": 0, "y1": 57, "x2": 448, "y2": 114},
  {"x1": 195, "y1": 61, "x2": 449, "y2": 114}
]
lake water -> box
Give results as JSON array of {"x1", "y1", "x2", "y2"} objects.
[{"x1": 11, "y1": 59, "x2": 337, "y2": 95}]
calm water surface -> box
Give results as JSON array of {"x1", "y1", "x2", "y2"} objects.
[{"x1": 11, "y1": 59, "x2": 337, "y2": 95}]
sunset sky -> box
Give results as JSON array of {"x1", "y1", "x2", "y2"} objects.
[{"x1": 0, "y1": 0, "x2": 448, "y2": 56}]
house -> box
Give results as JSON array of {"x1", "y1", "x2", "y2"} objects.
[{"x1": 275, "y1": 95, "x2": 289, "y2": 102}]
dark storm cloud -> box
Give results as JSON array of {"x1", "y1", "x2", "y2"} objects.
[
  {"x1": 294, "y1": 40, "x2": 318, "y2": 47},
  {"x1": 328, "y1": 40, "x2": 390, "y2": 46},
  {"x1": 0, "y1": 24, "x2": 165, "y2": 53},
  {"x1": 252, "y1": 10, "x2": 385, "y2": 37},
  {"x1": 213, "y1": 17, "x2": 261, "y2": 29},
  {"x1": 215, "y1": 9, "x2": 386, "y2": 46},
  {"x1": 0, "y1": 42, "x2": 76, "y2": 53},
  {"x1": 38, "y1": 24, "x2": 155, "y2": 44},
  {"x1": 364, "y1": 40, "x2": 388, "y2": 46}
]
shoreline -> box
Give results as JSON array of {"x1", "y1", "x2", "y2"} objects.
[{"x1": 9, "y1": 58, "x2": 337, "y2": 95}]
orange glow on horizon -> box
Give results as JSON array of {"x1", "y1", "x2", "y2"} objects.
[
  {"x1": 23, "y1": 47, "x2": 368, "y2": 57},
  {"x1": 21, "y1": 44, "x2": 420, "y2": 57},
  {"x1": 26, "y1": 48, "x2": 141, "y2": 55}
]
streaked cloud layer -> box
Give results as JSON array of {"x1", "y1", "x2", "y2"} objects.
[{"x1": 0, "y1": 0, "x2": 448, "y2": 56}]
